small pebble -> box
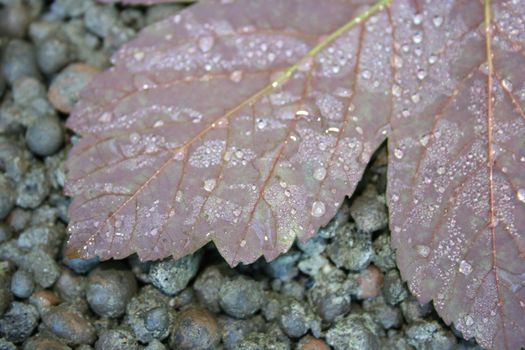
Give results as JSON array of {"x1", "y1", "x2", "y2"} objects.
[
  {"x1": 22, "y1": 248, "x2": 60, "y2": 288},
  {"x1": 406, "y1": 320, "x2": 457, "y2": 350},
  {"x1": 62, "y1": 255, "x2": 100, "y2": 274},
  {"x1": 43, "y1": 306, "x2": 97, "y2": 345},
  {"x1": 22, "y1": 334, "x2": 71, "y2": 350},
  {"x1": 170, "y1": 308, "x2": 220, "y2": 350},
  {"x1": 264, "y1": 250, "x2": 301, "y2": 281},
  {"x1": 26, "y1": 116, "x2": 64, "y2": 157},
  {"x1": 144, "y1": 339, "x2": 167, "y2": 350},
  {"x1": 84, "y1": 4, "x2": 119, "y2": 38},
  {"x1": 95, "y1": 329, "x2": 140, "y2": 350},
  {"x1": 48, "y1": 63, "x2": 99, "y2": 113},
  {"x1": 326, "y1": 313, "x2": 384, "y2": 350},
  {"x1": 219, "y1": 276, "x2": 264, "y2": 319},
  {"x1": 326, "y1": 223, "x2": 373, "y2": 271},
  {"x1": 353, "y1": 264, "x2": 384, "y2": 299},
  {"x1": 0, "y1": 175, "x2": 15, "y2": 220},
  {"x1": 219, "y1": 315, "x2": 265, "y2": 349},
  {"x1": 308, "y1": 268, "x2": 352, "y2": 323},
  {"x1": 372, "y1": 234, "x2": 397, "y2": 272},
  {"x1": 382, "y1": 269, "x2": 409, "y2": 306},
  {"x1": 28, "y1": 290, "x2": 60, "y2": 316},
  {"x1": 193, "y1": 265, "x2": 225, "y2": 313},
  {"x1": 148, "y1": 253, "x2": 201, "y2": 296},
  {"x1": 297, "y1": 335, "x2": 330, "y2": 350},
  {"x1": 1, "y1": 39, "x2": 40, "y2": 84},
  {"x1": 37, "y1": 36, "x2": 72, "y2": 75},
  {"x1": 0, "y1": 302, "x2": 39, "y2": 343},
  {"x1": 349, "y1": 185, "x2": 388, "y2": 232},
  {"x1": 363, "y1": 296, "x2": 403, "y2": 330},
  {"x1": 16, "y1": 165, "x2": 51, "y2": 209},
  {"x1": 0, "y1": 2, "x2": 31, "y2": 38},
  {"x1": 55, "y1": 269, "x2": 87, "y2": 300},
  {"x1": 279, "y1": 300, "x2": 312, "y2": 338},
  {"x1": 87, "y1": 266, "x2": 137, "y2": 318},
  {"x1": 10, "y1": 270, "x2": 35, "y2": 299}
]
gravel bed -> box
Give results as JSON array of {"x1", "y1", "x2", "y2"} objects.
[{"x1": 0, "y1": 1, "x2": 484, "y2": 349}]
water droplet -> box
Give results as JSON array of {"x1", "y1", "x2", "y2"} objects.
[
  {"x1": 394, "y1": 148, "x2": 404, "y2": 159},
  {"x1": 464, "y1": 315, "x2": 474, "y2": 326},
  {"x1": 130, "y1": 132, "x2": 140, "y2": 143},
  {"x1": 517, "y1": 188, "x2": 525, "y2": 203},
  {"x1": 203, "y1": 179, "x2": 216, "y2": 192},
  {"x1": 198, "y1": 36, "x2": 215, "y2": 52},
  {"x1": 256, "y1": 118, "x2": 267, "y2": 130},
  {"x1": 412, "y1": 31, "x2": 423, "y2": 44},
  {"x1": 393, "y1": 54, "x2": 403, "y2": 68},
  {"x1": 428, "y1": 55, "x2": 437, "y2": 65},
  {"x1": 502, "y1": 78, "x2": 513, "y2": 92},
  {"x1": 413, "y1": 13, "x2": 423, "y2": 25},
  {"x1": 432, "y1": 16, "x2": 443, "y2": 27},
  {"x1": 416, "y1": 244, "x2": 430, "y2": 258},
  {"x1": 313, "y1": 167, "x2": 327, "y2": 181},
  {"x1": 230, "y1": 70, "x2": 243, "y2": 83},
  {"x1": 419, "y1": 134, "x2": 430, "y2": 146},
  {"x1": 134, "y1": 51, "x2": 144, "y2": 61},
  {"x1": 459, "y1": 260, "x2": 473, "y2": 275},
  {"x1": 279, "y1": 181, "x2": 287, "y2": 189},
  {"x1": 98, "y1": 112, "x2": 113, "y2": 123},
  {"x1": 240, "y1": 239, "x2": 246, "y2": 247},
  {"x1": 411, "y1": 93, "x2": 421, "y2": 103},
  {"x1": 235, "y1": 150, "x2": 244, "y2": 159},
  {"x1": 417, "y1": 69, "x2": 427, "y2": 80},
  {"x1": 391, "y1": 194, "x2": 399, "y2": 202},
  {"x1": 361, "y1": 70, "x2": 372, "y2": 80},
  {"x1": 391, "y1": 84, "x2": 402, "y2": 97},
  {"x1": 311, "y1": 201, "x2": 326, "y2": 217}
]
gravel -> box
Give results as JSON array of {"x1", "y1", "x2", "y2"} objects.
[{"x1": 0, "y1": 2, "x2": 484, "y2": 349}]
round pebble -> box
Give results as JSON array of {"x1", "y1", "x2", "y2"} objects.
[
  {"x1": 148, "y1": 253, "x2": 201, "y2": 296},
  {"x1": 10, "y1": 270, "x2": 35, "y2": 299},
  {"x1": 48, "y1": 63, "x2": 99, "y2": 113},
  {"x1": 87, "y1": 266, "x2": 137, "y2": 318},
  {"x1": 0, "y1": 302, "x2": 39, "y2": 343},
  {"x1": 297, "y1": 335, "x2": 331, "y2": 350},
  {"x1": 26, "y1": 116, "x2": 64, "y2": 157},
  {"x1": 37, "y1": 37, "x2": 71, "y2": 75},
  {"x1": 170, "y1": 308, "x2": 220, "y2": 350},
  {"x1": 0, "y1": 2, "x2": 31, "y2": 38},
  {"x1": 43, "y1": 306, "x2": 97, "y2": 345},
  {"x1": 144, "y1": 307, "x2": 169, "y2": 333},
  {"x1": 1, "y1": 39, "x2": 40, "y2": 84},
  {"x1": 22, "y1": 334, "x2": 71, "y2": 350},
  {"x1": 193, "y1": 265, "x2": 225, "y2": 313},
  {"x1": 95, "y1": 329, "x2": 140, "y2": 350},
  {"x1": 219, "y1": 277, "x2": 264, "y2": 319}
]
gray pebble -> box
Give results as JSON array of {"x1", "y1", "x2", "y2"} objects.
[
  {"x1": 0, "y1": 175, "x2": 15, "y2": 220},
  {"x1": 406, "y1": 320, "x2": 457, "y2": 350},
  {"x1": 363, "y1": 295, "x2": 403, "y2": 330},
  {"x1": 0, "y1": 338, "x2": 16, "y2": 350},
  {"x1": 95, "y1": 329, "x2": 140, "y2": 350},
  {"x1": 84, "y1": 5, "x2": 119, "y2": 38},
  {"x1": 149, "y1": 253, "x2": 201, "y2": 296},
  {"x1": 0, "y1": 2, "x2": 31, "y2": 38},
  {"x1": 193, "y1": 265, "x2": 225, "y2": 313},
  {"x1": 1, "y1": 39, "x2": 40, "y2": 84},
  {"x1": 145, "y1": 4, "x2": 184, "y2": 26},
  {"x1": 219, "y1": 276, "x2": 264, "y2": 319},
  {"x1": 144, "y1": 339, "x2": 167, "y2": 350},
  {"x1": 37, "y1": 36, "x2": 72, "y2": 75},
  {"x1": 22, "y1": 248, "x2": 60, "y2": 288},
  {"x1": 382, "y1": 269, "x2": 409, "y2": 306},
  {"x1": 10, "y1": 270, "x2": 34, "y2": 299},
  {"x1": 326, "y1": 313, "x2": 384, "y2": 350},
  {"x1": 12, "y1": 77, "x2": 47, "y2": 106},
  {"x1": 326, "y1": 223, "x2": 373, "y2": 271},
  {"x1": 219, "y1": 315, "x2": 265, "y2": 350},
  {"x1": 87, "y1": 266, "x2": 137, "y2": 318},
  {"x1": 297, "y1": 235, "x2": 326, "y2": 256},
  {"x1": 0, "y1": 223, "x2": 13, "y2": 244},
  {"x1": 233, "y1": 327, "x2": 290, "y2": 350},
  {"x1": 298, "y1": 255, "x2": 329, "y2": 277},
  {"x1": 17, "y1": 224, "x2": 65, "y2": 256},
  {"x1": 0, "y1": 302, "x2": 39, "y2": 343},
  {"x1": 349, "y1": 185, "x2": 388, "y2": 232},
  {"x1": 170, "y1": 308, "x2": 220, "y2": 350},
  {"x1": 400, "y1": 296, "x2": 433, "y2": 323},
  {"x1": 26, "y1": 116, "x2": 64, "y2": 157},
  {"x1": 0, "y1": 74, "x2": 5, "y2": 98},
  {"x1": 372, "y1": 234, "x2": 397, "y2": 272},
  {"x1": 55, "y1": 269, "x2": 87, "y2": 300},
  {"x1": 279, "y1": 300, "x2": 312, "y2": 338},
  {"x1": 51, "y1": 0, "x2": 94, "y2": 18},
  {"x1": 307, "y1": 268, "x2": 351, "y2": 323},
  {"x1": 125, "y1": 285, "x2": 171, "y2": 343},
  {"x1": 16, "y1": 165, "x2": 51, "y2": 208},
  {"x1": 42, "y1": 306, "x2": 97, "y2": 345},
  {"x1": 0, "y1": 262, "x2": 13, "y2": 316},
  {"x1": 264, "y1": 250, "x2": 300, "y2": 281}
]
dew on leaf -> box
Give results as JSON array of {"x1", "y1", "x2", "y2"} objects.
[
  {"x1": 311, "y1": 201, "x2": 326, "y2": 217},
  {"x1": 313, "y1": 167, "x2": 327, "y2": 181},
  {"x1": 203, "y1": 179, "x2": 217, "y2": 192},
  {"x1": 413, "y1": 13, "x2": 423, "y2": 25},
  {"x1": 416, "y1": 244, "x2": 430, "y2": 258},
  {"x1": 432, "y1": 16, "x2": 443, "y2": 27},
  {"x1": 394, "y1": 148, "x2": 404, "y2": 159},
  {"x1": 230, "y1": 70, "x2": 243, "y2": 83},
  {"x1": 517, "y1": 189, "x2": 525, "y2": 203},
  {"x1": 412, "y1": 31, "x2": 423, "y2": 44},
  {"x1": 459, "y1": 260, "x2": 473, "y2": 275},
  {"x1": 417, "y1": 69, "x2": 427, "y2": 80},
  {"x1": 198, "y1": 36, "x2": 215, "y2": 53},
  {"x1": 361, "y1": 69, "x2": 372, "y2": 80},
  {"x1": 501, "y1": 79, "x2": 513, "y2": 92}
]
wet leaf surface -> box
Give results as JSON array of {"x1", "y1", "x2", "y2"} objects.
[{"x1": 66, "y1": 1, "x2": 525, "y2": 348}]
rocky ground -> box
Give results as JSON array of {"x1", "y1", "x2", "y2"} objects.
[{"x1": 0, "y1": 1, "x2": 485, "y2": 349}]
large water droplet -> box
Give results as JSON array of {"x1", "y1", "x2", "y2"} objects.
[
  {"x1": 502, "y1": 78, "x2": 513, "y2": 92},
  {"x1": 416, "y1": 244, "x2": 430, "y2": 258},
  {"x1": 459, "y1": 260, "x2": 473, "y2": 275},
  {"x1": 394, "y1": 148, "x2": 404, "y2": 159},
  {"x1": 412, "y1": 31, "x2": 423, "y2": 44},
  {"x1": 432, "y1": 16, "x2": 443, "y2": 27},
  {"x1": 198, "y1": 36, "x2": 215, "y2": 52},
  {"x1": 256, "y1": 118, "x2": 267, "y2": 130},
  {"x1": 464, "y1": 315, "x2": 474, "y2": 327},
  {"x1": 313, "y1": 167, "x2": 327, "y2": 181},
  {"x1": 417, "y1": 69, "x2": 427, "y2": 80},
  {"x1": 230, "y1": 70, "x2": 243, "y2": 83},
  {"x1": 204, "y1": 179, "x2": 216, "y2": 192},
  {"x1": 361, "y1": 70, "x2": 372, "y2": 80},
  {"x1": 311, "y1": 201, "x2": 326, "y2": 217},
  {"x1": 413, "y1": 13, "x2": 423, "y2": 25},
  {"x1": 517, "y1": 188, "x2": 525, "y2": 203}
]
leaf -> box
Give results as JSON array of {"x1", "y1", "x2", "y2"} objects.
[{"x1": 65, "y1": 0, "x2": 525, "y2": 348}]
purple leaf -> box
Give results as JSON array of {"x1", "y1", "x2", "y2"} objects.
[{"x1": 65, "y1": 1, "x2": 525, "y2": 348}]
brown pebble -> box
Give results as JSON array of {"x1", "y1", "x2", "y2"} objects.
[
  {"x1": 43, "y1": 306, "x2": 97, "y2": 345},
  {"x1": 356, "y1": 265, "x2": 384, "y2": 299},
  {"x1": 29, "y1": 290, "x2": 60, "y2": 315},
  {"x1": 23, "y1": 334, "x2": 71, "y2": 350},
  {"x1": 48, "y1": 63, "x2": 99, "y2": 113},
  {"x1": 170, "y1": 307, "x2": 220, "y2": 350},
  {"x1": 297, "y1": 335, "x2": 331, "y2": 350}
]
